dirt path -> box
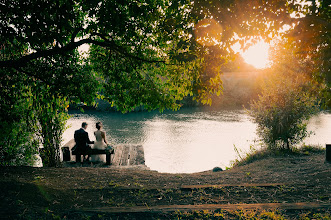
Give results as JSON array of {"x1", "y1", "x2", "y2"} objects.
[{"x1": 1, "y1": 152, "x2": 330, "y2": 219}]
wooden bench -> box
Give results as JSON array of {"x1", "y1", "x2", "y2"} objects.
[
  {"x1": 61, "y1": 140, "x2": 146, "y2": 167},
  {"x1": 71, "y1": 148, "x2": 115, "y2": 165}
]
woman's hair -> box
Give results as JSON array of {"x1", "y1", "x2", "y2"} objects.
[{"x1": 96, "y1": 122, "x2": 102, "y2": 130}]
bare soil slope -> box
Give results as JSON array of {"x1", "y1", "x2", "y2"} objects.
[{"x1": 1, "y1": 152, "x2": 330, "y2": 219}]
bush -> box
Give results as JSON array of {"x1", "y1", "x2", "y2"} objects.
[
  {"x1": 248, "y1": 72, "x2": 319, "y2": 150},
  {"x1": 0, "y1": 74, "x2": 40, "y2": 166},
  {"x1": 0, "y1": 121, "x2": 39, "y2": 166}
]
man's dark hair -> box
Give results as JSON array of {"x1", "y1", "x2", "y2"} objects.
[{"x1": 82, "y1": 122, "x2": 88, "y2": 128}]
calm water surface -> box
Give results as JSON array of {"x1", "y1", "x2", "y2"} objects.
[{"x1": 62, "y1": 108, "x2": 331, "y2": 173}]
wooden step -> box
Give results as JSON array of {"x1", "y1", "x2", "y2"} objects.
[
  {"x1": 181, "y1": 183, "x2": 286, "y2": 190},
  {"x1": 80, "y1": 202, "x2": 331, "y2": 213},
  {"x1": 111, "y1": 145, "x2": 145, "y2": 166}
]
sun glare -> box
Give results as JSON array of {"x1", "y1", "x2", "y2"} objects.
[
  {"x1": 194, "y1": 18, "x2": 223, "y2": 47},
  {"x1": 241, "y1": 41, "x2": 270, "y2": 69}
]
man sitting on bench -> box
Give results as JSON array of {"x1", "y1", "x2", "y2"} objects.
[{"x1": 73, "y1": 122, "x2": 94, "y2": 162}]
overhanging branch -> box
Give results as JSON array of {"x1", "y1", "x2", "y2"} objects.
[
  {"x1": 0, "y1": 38, "x2": 166, "y2": 68},
  {"x1": 0, "y1": 39, "x2": 89, "y2": 68}
]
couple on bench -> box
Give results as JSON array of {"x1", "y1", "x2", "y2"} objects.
[{"x1": 73, "y1": 121, "x2": 113, "y2": 163}]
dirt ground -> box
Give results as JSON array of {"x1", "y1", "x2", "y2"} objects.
[{"x1": 1, "y1": 152, "x2": 330, "y2": 219}]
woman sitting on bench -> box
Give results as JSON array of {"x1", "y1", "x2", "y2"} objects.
[{"x1": 91, "y1": 122, "x2": 109, "y2": 163}]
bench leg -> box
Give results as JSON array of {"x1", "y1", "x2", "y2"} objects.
[
  {"x1": 76, "y1": 154, "x2": 81, "y2": 163},
  {"x1": 106, "y1": 153, "x2": 111, "y2": 165}
]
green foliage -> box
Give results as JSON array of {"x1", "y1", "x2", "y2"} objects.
[
  {"x1": 1, "y1": 0, "x2": 330, "y2": 165},
  {"x1": 33, "y1": 85, "x2": 70, "y2": 167},
  {"x1": 1, "y1": 0, "x2": 298, "y2": 111},
  {"x1": 193, "y1": 0, "x2": 331, "y2": 109},
  {"x1": 0, "y1": 70, "x2": 39, "y2": 166},
  {"x1": 248, "y1": 34, "x2": 323, "y2": 149},
  {"x1": 285, "y1": 0, "x2": 331, "y2": 106},
  {"x1": 89, "y1": 43, "x2": 224, "y2": 112},
  {"x1": 0, "y1": 69, "x2": 71, "y2": 167},
  {"x1": 89, "y1": 45, "x2": 189, "y2": 112},
  {"x1": 1, "y1": 29, "x2": 98, "y2": 166},
  {"x1": 1, "y1": 0, "x2": 329, "y2": 110},
  {"x1": 248, "y1": 71, "x2": 319, "y2": 150},
  {"x1": 0, "y1": 121, "x2": 39, "y2": 166}
]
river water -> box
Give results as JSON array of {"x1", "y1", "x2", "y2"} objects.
[{"x1": 62, "y1": 108, "x2": 331, "y2": 173}]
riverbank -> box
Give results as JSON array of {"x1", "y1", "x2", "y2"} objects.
[{"x1": 1, "y1": 151, "x2": 330, "y2": 219}]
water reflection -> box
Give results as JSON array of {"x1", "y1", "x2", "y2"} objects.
[
  {"x1": 63, "y1": 108, "x2": 331, "y2": 173},
  {"x1": 305, "y1": 112, "x2": 331, "y2": 146}
]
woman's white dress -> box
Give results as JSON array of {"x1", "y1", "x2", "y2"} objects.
[{"x1": 91, "y1": 130, "x2": 107, "y2": 162}]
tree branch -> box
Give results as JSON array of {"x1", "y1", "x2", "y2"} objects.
[
  {"x1": 0, "y1": 38, "x2": 167, "y2": 68},
  {"x1": 87, "y1": 38, "x2": 167, "y2": 64},
  {"x1": 0, "y1": 40, "x2": 89, "y2": 68},
  {"x1": 13, "y1": 66, "x2": 56, "y2": 88}
]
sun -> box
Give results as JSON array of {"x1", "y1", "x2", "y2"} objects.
[{"x1": 241, "y1": 41, "x2": 270, "y2": 69}]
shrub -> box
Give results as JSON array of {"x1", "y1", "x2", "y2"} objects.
[{"x1": 248, "y1": 72, "x2": 319, "y2": 150}]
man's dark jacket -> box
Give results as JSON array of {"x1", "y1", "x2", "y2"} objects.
[{"x1": 74, "y1": 128, "x2": 94, "y2": 154}]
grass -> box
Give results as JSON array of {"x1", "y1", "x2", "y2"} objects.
[
  {"x1": 231, "y1": 144, "x2": 325, "y2": 167},
  {"x1": 57, "y1": 209, "x2": 331, "y2": 220},
  {"x1": 172, "y1": 210, "x2": 331, "y2": 220}
]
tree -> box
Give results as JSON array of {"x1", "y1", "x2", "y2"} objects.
[
  {"x1": 248, "y1": 36, "x2": 322, "y2": 150},
  {"x1": 0, "y1": 71, "x2": 40, "y2": 166},
  {"x1": 1, "y1": 0, "x2": 302, "y2": 107},
  {"x1": 248, "y1": 71, "x2": 319, "y2": 150},
  {"x1": 0, "y1": 65, "x2": 78, "y2": 166},
  {"x1": 191, "y1": 0, "x2": 330, "y2": 107},
  {"x1": 273, "y1": 0, "x2": 331, "y2": 109},
  {"x1": 33, "y1": 86, "x2": 70, "y2": 167},
  {"x1": 1, "y1": 0, "x2": 329, "y2": 105},
  {"x1": 1, "y1": 0, "x2": 329, "y2": 165},
  {"x1": 246, "y1": 0, "x2": 329, "y2": 150}
]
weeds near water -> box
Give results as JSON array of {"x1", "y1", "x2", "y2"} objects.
[
  {"x1": 231, "y1": 144, "x2": 324, "y2": 167},
  {"x1": 292, "y1": 144, "x2": 325, "y2": 155}
]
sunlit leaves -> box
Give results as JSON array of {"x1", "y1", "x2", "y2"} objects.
[
  {"x1": 3, "y1": 0, "x2": 294, "y2": 112},
  {"x1": 1, "y1": 0, "x2": 329, "y2": 113},
  {"x1": 191, "y1": 0, "x2": 292, "y2": 49}
]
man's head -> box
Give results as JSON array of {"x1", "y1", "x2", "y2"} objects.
[{"x1": 82, "y1": 122, "x2": 88, "y2": 129}]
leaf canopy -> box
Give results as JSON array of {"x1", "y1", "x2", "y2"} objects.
[{"x1": 1, "y1": 0, "x2": 330, "y2": 110}]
